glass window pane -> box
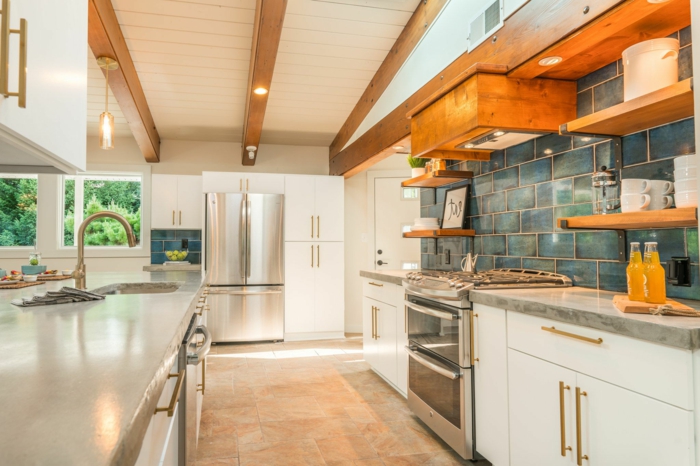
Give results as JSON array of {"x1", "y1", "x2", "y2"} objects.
[
  {"x1": 0, "y1": 174, "x2": 37, "y2": 247},
  {"x1": 402, "y1": 187, "x2": 419, "y2": 200}
]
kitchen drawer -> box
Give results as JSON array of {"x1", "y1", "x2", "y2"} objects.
[
  {"x1": 507, "y1": 311, "x2": 693, "y2": 410},
  {"x1": 363, "y1": 278, "x2": 398, "y2": 306}
]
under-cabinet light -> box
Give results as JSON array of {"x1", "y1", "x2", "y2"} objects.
[
  {"x1": 538, "y1": 56, "x2": 563, "y2": 66},
  {"x1": 254, "y1": 87, "x2": 268, "y2": 95}
]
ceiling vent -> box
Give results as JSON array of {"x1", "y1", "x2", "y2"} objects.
[{"x1": 468, "y1": 0, "x2": 502, "y2": 52}]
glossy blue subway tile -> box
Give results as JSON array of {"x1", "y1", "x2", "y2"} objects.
[
  {"x1": 556, "y1": 260, "x2": 598, "y2": 288},
  {"x1": 577, "y1": 61, "x2": 618, "y2": 92},
  {"x1": 151, "y1": 240, "x2": 163, "y2": 252},
  {"x1": 466, "y1": 161, "x2": 482, "y2": 176},
  {"x1": 626, "y1": 229, "x2": 686, "y2": 262},
  {"x1": 507, "y1": 186, "x2": 536, "y2": 211},
  {"x1": 594, "y1": 141, "x2": 616, "y2": 170},
  {"x1": 553, "y1": 146, "x2": 594, "y2": 179},
  {"x1": 189, "y1": 240, "x2": 202, "y2": 252},
  {"x1": 519, "y1": 158, "x2": 552, "y2": 186},
  {"x1": 473, "y1": 236, "x2": 483, "y2": 255},
  {"x1": 472, "y1": 173, "x2": 493, "y2": 196},
  {"x1": 536, "y1": 179, "x2": 573, "y2": 208},
  {"x1": 164, "y1": 240, "x2": 186, "y2": 251},
  {"x1": 493, "y1": 212, "x2": 521, "y2": 234},
  {"x1": 189, "y1": 253, "x2": 201, "y2": 265},
  {"x1": 495, "y1": 256, "x2": 521, "y2": 269},
  {"x1": 679, "y1": 45, "x2": 693, "y2": 81},
  {"x1": 429, "y1": 203, "x2": 444, "y2": 220},
  {"x1": 481, "y1": 150, "x2": 505, "y2": 173},
  {"x1": 493, "y1": 167, "x2": 519, "y2": 192},
  {"x1": 421, "y1": 206, "x2": 429, "y2": 217},
  {"x1": 469, "y1": 196, "x2": 482, "y2": 216},
  {"x1": 666, "y1": 265, "x2": 700, "y2": 300},
  {"x1": 438, "y1": 237, "x2": 463, "y2": 255},
  {"x1": 554, "y1": 204, "x2": 593, "y2": 231},
  {"x1": 536, "y1": 134, "x2": 572, "y2": 158},
  {"x1": 421, "y1": 254, "x2": 432, "y2": 269},
  {"x1": 472, "y1": 215, "x2": 494, "y2": 235},
  {"x1": 593, "y1": 75, "x2": 623, "y2": 112},
  {"x1": 573, "y1": 176, "x2": 592, "y2": 204},
  {"x1": 538, "y1": 233, "x2": 575, "y2": 258},
  {"x1": 151, "y1": 252, "x2": 167, "y2": 265},
  {"x1": 621, "y1": 131, "x2": 648, "y2": 167},
  {"x1": 506, "y1": 141, "x2": 535, "y2": 167},
  {"x1": 575, "y1": 231, "x2": 619, "y2": 260},
  {"x1": 436, "y1": 187, "x2": 449, "y2": 205},
  {"x1": 482, "y1": 235, "x2": 507, "y2": 256},
  {"x1": 420, "y1": 189, "x2": 435, "y2": 207},
  {"x1": 573, "y1": 136, "x2": 605, "y2": 149},
  {"x1": 688, "y1": 229, "x2": 698, "y2": 263},
  {"x1": 598, "y1": 261, "x2": 628, "y2": 292},
  {"x1": 522, "y1": 258, "x2": 555, "y2": 273},
  {"x1": 649, "y1": 118, "x2": 695, "y2": 161},
  {"x1": 521, "y1": 208, "x2": 554, "y2": 233},
  {"x1": 577, "y1": 89, "x2": 593, "y2": 118},
  {"x1": 508, "y1": 235, "x2": 537, "y2": 257},
  {"x1": 476, "y1": 255, "x2": 494, "y2": 271},
  {"x1": 176, "y1": 230, "x2": 202, "y2": 240},
  {"x1": 621, "y1": 158, "x2": 675, "y2": 182},
  {"x1": 482, "y1": 192, "x2": 506, "y2": 214},
  {"x1": 152, "y1": 229, "x2": 176, "y2": 240},
  {"x1": 680, "y1": 25, "x2": 692, "y2": 47}
]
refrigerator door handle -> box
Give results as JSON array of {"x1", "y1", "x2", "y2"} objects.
[
  {"x1": 246, "y1": 200, "x2": 252, "y2": 278},
  {"x1": 239, "y1": 196, "x2": 246, "y2": 279}
]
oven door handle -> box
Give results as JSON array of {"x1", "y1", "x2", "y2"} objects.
[
  {"x1": 404, "y1": 300, "x2": 460, "y2": 321},
  {"x1": 405, "y1": 346, "x2": 461, "y2": 380}
]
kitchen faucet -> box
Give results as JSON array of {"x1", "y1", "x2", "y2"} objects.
[{"x1": 72, "y1": 211, "x2": 137, "y2": 289}]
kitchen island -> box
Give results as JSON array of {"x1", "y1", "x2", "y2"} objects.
[{"x1": 0, "y1": 271, "x2": 205, "y2": 466}]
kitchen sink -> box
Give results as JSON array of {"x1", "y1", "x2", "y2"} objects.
[{"x1": 91, "y1": 282, "x2": 182, "y2": 295}]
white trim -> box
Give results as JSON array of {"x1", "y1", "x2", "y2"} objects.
[
  {"x1": 283, "y1": 331, "x2": 346, "y2": 342},
  {"x1": 0, "y1": 123, "x2": 81, "y2": 174}
]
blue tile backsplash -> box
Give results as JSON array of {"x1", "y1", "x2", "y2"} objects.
[
  {"x1": 151, "y1": 229, "x2": 202, "y2": 264},
  {"x1": 420, "y1": 27, "x2": 699, "y2": 300}
]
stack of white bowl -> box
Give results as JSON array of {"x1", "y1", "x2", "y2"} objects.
[
  {"x1": 411, "y1": 218, "x2": 440, "y2": 231},
  {"x1": 674, "y1": 155, "x2": 698, "y2": 208}
]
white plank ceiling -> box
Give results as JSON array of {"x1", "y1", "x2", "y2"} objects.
[{"x1": 88, "y1": 0, "x2": 419, "y2": 146}]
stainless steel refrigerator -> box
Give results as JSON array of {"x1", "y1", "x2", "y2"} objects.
[{"x1": 205, "y1": 192, "x2": 284, "y2": 343}]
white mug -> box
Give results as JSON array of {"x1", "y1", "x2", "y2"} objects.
[
  {"x1": 648, "y1": 195, "x2": 673, "y2": 210},
  {"x1": 621, "y1": 179, "x2": 650, "y2": 194},
  {"x1": 621, "y1": 193, "x2": 651, "y2": 212},
  {"x1": 648, "y1": 180, "x2": 674, "y2": 196}
]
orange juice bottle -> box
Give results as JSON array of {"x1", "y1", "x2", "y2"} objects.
[
  {"x1": 643, "y1": 242, "x2": 666, "y2": 304},
  {"x1": 626, "y1": 242, "x2": 645, "y2": 301}
]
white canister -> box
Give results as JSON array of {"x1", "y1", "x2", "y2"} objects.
[{"x1": 622, "y1": 38, "x2": 679, "y2": 101}]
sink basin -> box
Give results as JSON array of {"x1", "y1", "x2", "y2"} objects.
[{"x1": 91, "y1": 282, "x2": 182, "y2": 296}]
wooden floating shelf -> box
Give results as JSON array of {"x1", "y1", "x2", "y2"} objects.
[
  {"x1": 403, "y1": 229, "x2": 475, "y2": 238},
  {"x1": 561, "y1": 79, "x2": 694, "y2": 136},
  {"x1": 401, "y1": 170, "x2": 473, "y2": 188},
  {"x1": 558, "y1": 207, "x2": 698, "y2": 230}
]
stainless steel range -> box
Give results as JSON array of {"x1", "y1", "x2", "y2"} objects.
[{"x1": 402, "y1": 268, "x2": 572, "y2": 460}]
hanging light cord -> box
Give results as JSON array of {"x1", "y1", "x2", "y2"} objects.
[{"x1": 104, "y1": 65, "x2": 109, "y2": 113}]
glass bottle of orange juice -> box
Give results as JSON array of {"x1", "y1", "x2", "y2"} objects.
[
  {"x1": 643, "y1": 242, "x2": 666, "y2": 304},
  {"x1": 626, "y1": 242, "x2": 645, "y2": 301}
]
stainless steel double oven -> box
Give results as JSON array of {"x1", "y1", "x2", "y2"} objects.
[{"x1": 404, "y1": 291, "x2": 475, "y2": 460}]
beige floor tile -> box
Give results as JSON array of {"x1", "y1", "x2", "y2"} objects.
[
  {"x1": 256, "y1": 396, "x2": 327, "y2": 422},
  {"x1": 212, "y1": 407, "x2": 260, "y2": 428},
  {"x1": 268, "y1": 369, "x2": 329, "y2": 386},
  {"x1": 316, "y1": 435, "x2": 379, "y2": 462},
  {"x1": 203, "y1": 396, "x2": 257, "y2": 410},
  {"x1": 365, "y1": 403, "x2": 416, "y2": 423},
  {"x1": 232, "y1": 371, "x2": 270, "y2": 387},
  {"x1": 261, "y1": 417, "x2": 362, "y2": 442},
  {"x1": 271, "y1": 381, "x2": 348, "y2": 398},
  {"x1": 345, "y1": 406, "x2": 377, "y2": 423},
  {"x1": 358, "y1": 421, "x2": 450, "y2": 457},
  {"x1": 196, "y1": 458, "x2": 239, "y2": 465},
  {"x1": 238, "y1": 439, "x2": 325, "y2": 466},
  {"x1": 325, "y1": 460, "x2": 385, "y2": 466},
  {"x1": 236, "y1": 422, "x2": 265, "y2": 445},
  {"x1": 380, "y1": 451, "x2": 483, "y2": 465},
  {"x1": 315, "y1": 393, "x2": 367, "y2": 417},
  {"x1": 196, "y1": 433, "x2": 238, "y2": 460}
]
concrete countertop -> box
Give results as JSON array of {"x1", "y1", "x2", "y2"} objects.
[
  {"x1": 143, "y1": 264, "x2": 201, "y2": 272},
  {"x1": 0, "y1": 271, "x2": 205, "y2": 466},
  {"x1": 359, "y1": 269, "x2": 409, "y2": 286}
]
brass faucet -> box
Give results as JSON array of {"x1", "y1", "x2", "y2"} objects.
[{"x1": 72, "y1": 212, "x2": 137, "y2": 289}]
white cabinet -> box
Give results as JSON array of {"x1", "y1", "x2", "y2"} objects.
[
  {"x1": 0, "y1": 0, "x2": 87, "y2": 173},
  {"x1": 284, "y1": 242, "x2": 344, "y2": 337},
  {"x1": 363, "y1": 296, "x2": 397, "y2": 384},
  {"x1": 151, "y1": 175, "x2": 203, "y2": 230},
  {"x1": 285, "y1": 175, "x2": 344, "y2": 242},
  {"x1": 395, "y1": 286, "x2": 407, "y2": 394},
  {"x1": 246, "y1": 173, "x2": 285, "y2": 194},
  {"x1": 201, "y1": 171, "x2": 284, "y2": 194},
  {"x1": 472, "y1": 304, "x2": 509, "y2": 466}
]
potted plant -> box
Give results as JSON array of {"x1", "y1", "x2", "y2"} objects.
[{"x1": 408, "y1": 155, "x2": 428, "y2": 178}]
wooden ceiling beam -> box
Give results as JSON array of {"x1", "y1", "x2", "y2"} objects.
[
  {"x1": 241, "y1": 0, "x2": 288, "y2": 166},
  {"x1": 329, "y1": 0, "x2": 630, "y2": 177},
  {"x1": 88, "y1": 0, "x2": 160, "y2": 163},
  {"x1": 328, "y1": 0, "x2": 448, "y2": 159}
]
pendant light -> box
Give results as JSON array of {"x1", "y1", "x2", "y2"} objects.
[{"x1": 96, "y1": 57, "x2": 119, "y2": 150}]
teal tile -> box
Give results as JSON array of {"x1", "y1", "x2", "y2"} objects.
[
  {"x1": 151, "y1": 252, "x2": 166, "y2": 264},
  {"x1": 649, "y1": 118, "x2": 695, "y2": 161},
  {"x1": 522, "y1": 258, "x2": 555, "y2": 273},
  {"x1": 481, "y1": 151, "x2": 505, "y2": 173},
  {"x1": 538, "y1": 233, "x2": 575, "y2": 258},
  {"x1": 438, "y1": 237, "x2": 463, "y2": 255},
  {"x1": 593, "y1": 75, "x2": 623, "y2": 112},
  {"x1": 493, "y1": 167, "x2": 519, "y2": 192},
  {"x1": 176, "y1": 230, "x2": 202, "y2": 240},
  {"x1": 688, "y1": 229, "x2": 698, "y2": 263},
  {"x1": 506, "y1": 141, "x2": 535, "y2": 167},
  {"x1": 521, "y1": 208, "x2": 554, "y2": 233},
  {"x1": 578, "y1": 61, "x2": 618, "y2": 92},
  {"x1": 466, "y1": 161, "x2": 482, "y2": 175},
  {"x1": 622, "y1": 131, "x2": 648, "y2": 167},
  {"x1": 164, "y1": 240, "x2": 186, "y2": 251},
  {"x1": 472, "y1": 173, "x2": 493, "y2": 196},
  {"x1": 152, "y1": 229, "x2": 176, "y2": 240},
  {"x1": 420, "y1": 189, "x2": 435, "y2": 206},
  {"x1": 493, "y1": 212, "x2": 521, "y2": 234},
  {"x1": 189, "y1": 253, "x2": 201, "y2": 265},
  {"x1": 537, "y1": 179, "x2": 573, "y2": 208},
  {"x1": 536, "y1": 134, "x2": 572, "y2": 158},
  {"x1": 553, "y1": 146, "x2": 594, "y2": 179},
  {"x1": 554, "y1": 204, "x2": 593, "y2": 232},
  {"x1": 473, "y1": 237, "x2": 483, "y2": 255},
  {"x1": 519, "y1": 158, "x2": 552, "y2": 186},
  {"x1": 627, "y1": 229, "x2": 686, "y2": 262},
  {"x1": 595, "y1": 141, "x2": 616, "y2": 170},
  {"x1": 556, "y1": 260, "x2": 598, "y2": 288},
  {"x1": 495, "y1": 256, "x2": 521, "y2": 269},
  {"x1": 679, "y1": 25, "x2": 692, "y2": 47},
  {"x1": 189, "y1": 240, "x2": 202, "y2": 252},
  {"x1": 507, "y1": 186, "x2": 536, "y2": 211},
  {"x1": 573, "y1": 176, "x2": 592, "y2": 203},
  {"x1": 666, "y1": 265, "x2": 700, "y2": 300},
  {"x1": 151, "y1": 240, "x2": 163, "y2": 252},
  {"x1": 483, "y1": 235, "x2": 507, "y2": 255},
  {"x1": 472, "y1": 215, "x2": 493, "y2": 235},
  {"x1": 469, "y1": 196, "x2": 482, "y2": 216},
  {"x1": 575, "y1": 231, "x2": 619, "y2": 260},
  {"x1": 599, "y1": 262, "x2": 628, "y2": 292},
  {"x1": 476, "y1": 255, "x2": 494, "y2": 271},
  {"x1": 482, "y1": 192, "x2": 506, "y2": 214},
  {"x1": 621, "y1": 158, "x2": 674, "y2": 182},
  {"x1": 573, "y1": 136, "x2": 606, "y2": 149},
  {"x1": 577, "y1": 89, "x2": 593, "y2": 118},
  {"x1": 508, "y1": 235, "x2": 537, "y2": 257},
  {"x1": 679, "y1": 45, "x2": 693, "y2": 82}
]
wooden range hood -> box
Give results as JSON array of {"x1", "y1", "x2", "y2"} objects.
[{"x1": 408, "y1": 71, "x2": 577, "y2": 157}]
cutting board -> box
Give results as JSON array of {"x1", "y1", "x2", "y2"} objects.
[
  {"x1": 613, "y1": 295, "x2": 694, "y2": 314},
  {"x1": 37, "y1": 275, "x2": 72, "y2": 281},
  {"x1": 0, "y1": 281, "x2": 44, "y2": 290}
]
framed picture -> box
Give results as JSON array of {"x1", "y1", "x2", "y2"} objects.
[{"x1": 441, "y1": 185, "x2": 468, "y2": 229}]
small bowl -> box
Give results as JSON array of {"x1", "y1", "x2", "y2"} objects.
[
  {"x1": 675, "y1": 191, "x2": 698, "y2": 208},
  {"x1": 23, "y1": 275, "x2": 38, "y2": 282},
  {"x1": 674, "y1": 179, "x2": 698, "y2": 193},
  {"x1": 62, "y1": 269, "x2": 73, "y2": 277},
  {"x1": 674, "y1": 168, "x2": 697, "y2": 181},
  {"x1": 165, "y1": 250, "x2": 189, "y2": 262},
  {"x1": 21, "y1": 265, "x2": 46, "y2": 275},
  {"x1": 674, "y1": 155, "x2": 698, "y2": 170}
]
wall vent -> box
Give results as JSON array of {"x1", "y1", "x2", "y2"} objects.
[{"x1": 467, "y1": 0, "x2": 502, "y2": 52}]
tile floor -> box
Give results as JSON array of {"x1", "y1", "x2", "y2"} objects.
[{"x1": 197, "y1": 337, "x2": 492, "y2": 466}]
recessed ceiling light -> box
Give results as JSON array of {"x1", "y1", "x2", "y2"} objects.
[
  {"x1": 254, "y1": 87, "x2": 268, "y2": 95},
  {"x1": 538, "y1": 56, "x2": 563, "y2": 66},
  {"x1": 647, "y1": 0, "x2": 670, "y2": 3},
  {"x1": 464, "y1": 144, "x2": 475, "y2": 149},
  {"x1": 493, "y1": 131, "x2": 505, "y2": 137},
  {"x1": 393, "y1": 145, "x2": 404, "y2": 150}
]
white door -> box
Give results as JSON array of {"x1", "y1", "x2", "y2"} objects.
[
  {"x1": 473, "y1": 305, "x2": 510, "y2": 466},
  {"x1": 176, "y1": 175, "x2": 203, "y2": 229},
  {"x1": 314, "y1": 176, "x2": 344, "y2": 241},
  {"x1": 285, "y1": 175, "x2": 316, "y2": 241},
  {"x1": 246, "y1": 173, "x2": 285, "y2": 194},
  {"x1": 374, "y1": 177, "x2": 420, "y2": 270},
  {"x1": 152, "y1": 175, "x2": 179, "y2": 229},
  {"x1": 577, "y1": 373, "x2": 694, "y2": 466},
  {"x1": 284, "y1": 242, "x2": 316, "y2": 334},
  {"x1": 374, "y1": 301, "x2": 397, "y2": 385},
  {"x1": 363, "y1": 297, "x2": 378, "y2": 367},
  {"x1": 509, "y1": 349, "x2": 576, "y2": 466},
  {"x1": 314, "y1": 242, "x2": 344, "y2": 332}
]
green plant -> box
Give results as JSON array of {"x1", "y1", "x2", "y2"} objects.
[{"x1": 407, "y1": 155, "x2": 427, "y2": 169}]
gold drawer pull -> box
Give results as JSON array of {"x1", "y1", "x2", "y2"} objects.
[
  {"x1": 542, "y1": 326, "x2": 602, "y2": 345},
  {"x1": 576, "y1": 387, "x2": 589, "y2": 465},
  {"x1": 368, "y1": 282, "x2": 383, "y2": 287},
  {"x1": 155, "y1": 369, "x2": 185, "y2": 417},
  {"x1": 0, "y1": 0, "x2": 27, "y2": 108},
  {"x1": 559, "y1": 382, "x2": 572, "y2": 456},
  {"x1": 197, "y1": 361, "x2": 206, "y2": 394}
]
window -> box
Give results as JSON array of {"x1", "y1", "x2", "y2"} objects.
[
  {"x1": 63, "y1": 174, "x2": 142, "y2": 247},
  {"x1": 402, "y1": 187, "x2": 419, "y2": 200},
  {"x1": 0, "y1": 174, "x2": 37, "y2": 247}
]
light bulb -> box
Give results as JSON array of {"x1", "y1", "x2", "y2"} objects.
[
  {"x1": 254, "y1": 87, "x2": 268, "y2": 95},
  {"x1": 99, "y1": 111, "x2": 115, "y2": 150}
]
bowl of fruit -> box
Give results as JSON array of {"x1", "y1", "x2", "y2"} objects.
[{"x1": 165, "y1": 250, "x2": 189, "y2": 262}]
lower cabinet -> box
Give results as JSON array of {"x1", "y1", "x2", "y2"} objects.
[{"x1": 363, "y1": 296, "x2": 397, "y2": 384}]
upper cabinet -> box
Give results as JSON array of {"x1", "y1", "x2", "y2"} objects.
[
  {"x1": 152, "y1": 175, "x2": 203, "y2": 230},
  {"x1": 285, "y1": 175, "x2": 344, "y2": 242},
  {"x1": 0, "y1": 0, "x2": 87, "y2": 173},
  {"x1": 201, "y1": 172, "x2": 284, "y2": 195}
]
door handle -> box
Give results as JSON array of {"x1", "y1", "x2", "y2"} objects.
[
  {"x1": 375, "y1": 306, "x2": 380, "y2": 339},
  {"x1": 576, "y1": 387, "x2": 589, "y2": 465},
  {"x1": 470, "y1": 311, "x2": 478, "y2": 365},
  {"x1": 377, "y1": 260, "x2": 388, "y2": 266},
  {"x1": 0, "y1": 0, "x2": 27, "y2": 108},
  {"x1": 559, "y1": 382, "x2": 572, "y2": 456},
  {"x1": 311, "y1": 245, "x2": 314, "y2": 268},
  {"x1": 405, "y1": 346, "x2": 461, "y2": 380},
  {"x1": 155, "y1": 369, "x2": 185, "y2": 417},
  {"x1": 317, "y1": 245, "x2": 320, "y2": 267},
  {"x1": 311, "y1": 215, "x2": 314, "y2": 238},
  {"x1": 240, "y1": 179, "x2": 242, "y2": 191},
  {"x1": 197, "y1": 359, "x2": 206, "y2": 394},
  {"x1": 371, "y1": 306, "x2": 375, "y2": 339},
  {"x1": 179, "y1": 210, "x2": 182, "y2": 225},
  {"x1": 172, "y1": 210, "x2": 175, "y2": 225},
  {"x1": 317, "y1": 216, "x2": 320, "y2": 238},
  {"x1": 246, "y1": 178, "x2": 249, "y2": 191},
  {"x1": 239, "y1": 197, "x2": 246, "y2": 278},
  {"x1": 246, "y1": 200, "x2": 251, "y2": 277}
]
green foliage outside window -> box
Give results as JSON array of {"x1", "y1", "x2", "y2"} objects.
[{"x1": 0, "y1": 177, "x2": 37, "y2": 247}]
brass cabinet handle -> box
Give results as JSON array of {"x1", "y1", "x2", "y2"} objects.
[
  {"x1": 560, "y1": 382, "x2": 572, "y2": 456},
  {"x1": 179, "y1": 210, "x2": 182, "y2": 225},
  {"x1": 246, "y1": 178, "x2": 249, "y2": 191},
  {"x1": 469, "y1": 312, "x2": 478, "y2": 365},
  {"x1": 368, "y1": 282, "x2": 383, "y2": 287},
  {"x1": 240, "y1": 179, "x2": 243, "y2": 191},
  {"x1": 311, "y1": 216, "x2": 314, "y2": 238},
  {"x1": 155, "y1": 369, "x2": 185, "y2": 417},
  {"x1": 317, "y1": 216, "x2": 320, "y2": 238},
  {"x1": 375, "y1": 306, "x2": 380, "y2": 339},
  {"x1": 197, "y1": 360, "x2": 206, "y2": 394},
  {"x1": 542, "y1": 326, "x2": 603, "y2": 345},
  {"x1": 317, "y1": 245, "x2": 320, "y2": 267},
  {"x1": 172, "y1": 210, "x2": 175, "y2": 225},
  {"x1": 195, "y1": 304, "x2": 204, "y2": 316},
  {"x1": 371, "y1": 306, "x2": 375, "y2": 339},
  {"x1": 405, "y1": 304, "x2": 408, "y2": 334},
  {"x1": 311, "y1": 245, "x2": 314, "y2": 268},
  {"x1": 0, "y1": 0, "x2": 27, "y2": 108},
  {"x1": 576, "y1": 387, "x2": 589, "y2": 465}
]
